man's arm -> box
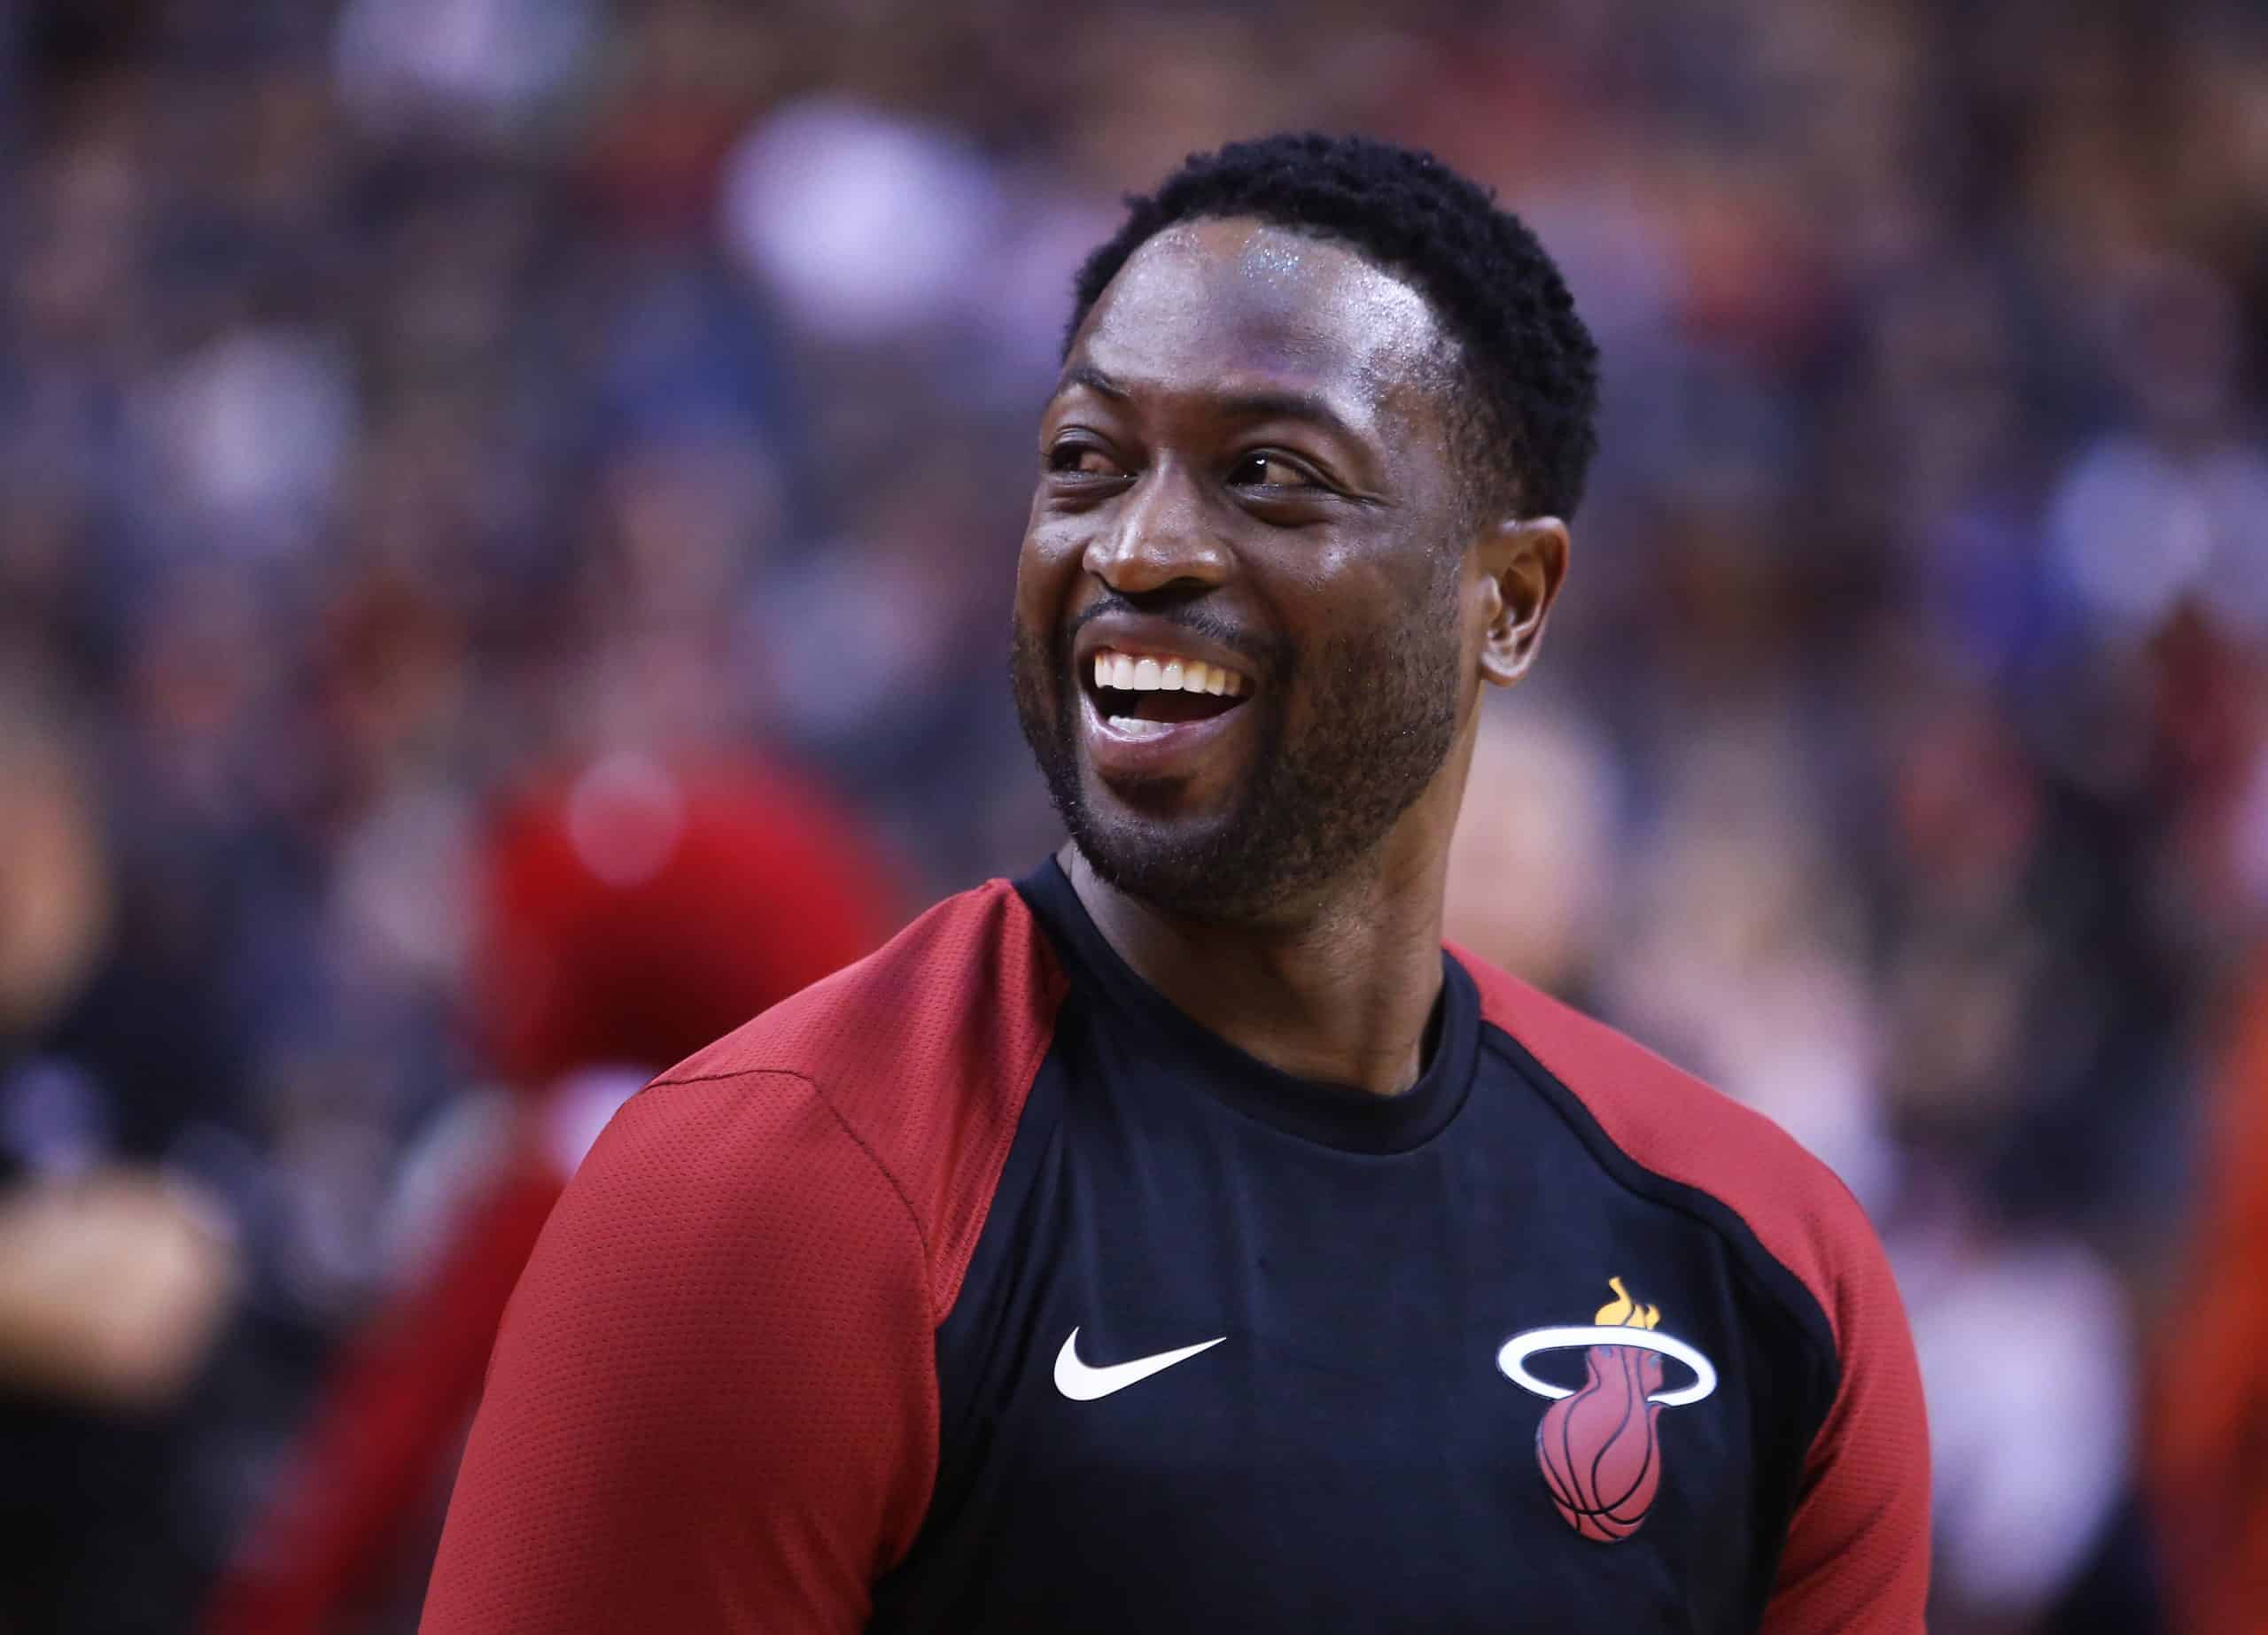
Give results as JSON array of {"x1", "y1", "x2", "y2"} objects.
[
  {"x1": 418, "y1": 1070, "x2": 937, "y2": 1633},
  {"x1": 1762, "y1": 1217, "x2": 1931, "y2": 1631}
]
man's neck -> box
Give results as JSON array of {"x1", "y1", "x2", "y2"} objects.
[{"x1": 1060, "y1": 841, "x2": 1449, "y2": 1097}]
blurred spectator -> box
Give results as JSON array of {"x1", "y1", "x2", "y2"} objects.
[
  {"x1": 2047, "y1": 260, "x2": 2268, "y2": 648},
  {"x1": 201, "y1": 754, "x2": 901, "y2": 1633},
  {"x1": 2151, "y1": 953, "x2": 2268, "y2": 1633},
  {"x1": 0, "y1": 688, "x2": 245, "y2": 1629},
  {"x1": 1442, "y1": 701, "x2": 1619, "y2": 1006}
]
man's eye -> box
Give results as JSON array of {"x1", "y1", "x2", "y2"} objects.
[
  {"x1": 1230, "y1": 452, "x2": 1317, "y2": 489},
  {"x1": 1048, "y1": 444, "x2": 1122, "y2": 478}
]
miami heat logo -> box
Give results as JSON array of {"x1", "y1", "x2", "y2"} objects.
[{"x1": 1496, "y1": 1278, "x2": 1718, "y2": 1542}]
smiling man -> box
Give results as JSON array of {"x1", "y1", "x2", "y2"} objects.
[{"x1": 420, "y1": 134, "x2": 1929, "y2": 1634}]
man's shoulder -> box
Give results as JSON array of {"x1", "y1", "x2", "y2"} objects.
[
  {"x1": 612, "y1": 878, "x2": 1069, "y2": 1311},
  {"x1": 1454, "y1": 947, "x2": 1884, "y2": 1359},
  {"x1": 656, "y1": 878, "x2": 1061, "y2": 1088}
]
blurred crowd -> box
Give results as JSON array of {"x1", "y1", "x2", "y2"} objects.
[{"x1": 3, "y1": 0, "x2": 2267, "y2": 1630}]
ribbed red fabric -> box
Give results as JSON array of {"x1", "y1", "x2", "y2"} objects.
[{"x1": 1456, "y1": 949, "x2": 1931, "y2": 1634}]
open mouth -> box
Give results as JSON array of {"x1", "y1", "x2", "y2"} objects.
[{"x1": 1082, "y1": 647, "x2": 1252, "y2": 739}]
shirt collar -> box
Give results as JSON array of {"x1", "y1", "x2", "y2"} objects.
[{"x1": 1014, "y1": 855, "x2": 1480, "y2": 1155}]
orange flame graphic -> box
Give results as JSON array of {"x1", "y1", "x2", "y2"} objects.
[{"x1": 1593, "y1": 1276, "x2": 1661, "y2": 1331}]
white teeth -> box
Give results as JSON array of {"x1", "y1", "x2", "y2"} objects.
[
  {"x1": 1090, "y1": 647, "x2": 1248, "y2": 697},
  {"x1": 1108, "y1": 716, "x2": 1174, "y2": 738}
]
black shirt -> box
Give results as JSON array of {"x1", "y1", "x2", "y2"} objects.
[{"x1": 423, "y1": 861, "x2": 1930, "y2": 1633}]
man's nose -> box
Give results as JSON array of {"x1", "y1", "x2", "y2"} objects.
[{"x1": 1082, "y1": 462, "x2": 1231, "y2": 597}]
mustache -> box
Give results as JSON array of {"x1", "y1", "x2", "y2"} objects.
[{"x1": 1061, "y1": 597, "x2": 1277, "y2": 675}]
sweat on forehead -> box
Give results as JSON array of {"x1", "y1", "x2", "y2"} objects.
[{"x1": 1069, "y1": 218, "x2": 1458, "y2": 410}]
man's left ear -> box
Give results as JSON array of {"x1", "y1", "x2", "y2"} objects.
[{"x1": 1475, "y1": 516, "x2": 1569, "y2": 687}]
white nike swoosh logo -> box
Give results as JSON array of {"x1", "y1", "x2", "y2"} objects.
[{"x1": 1052, "y1": 1327, "x2": 1225, "y2": 1401}]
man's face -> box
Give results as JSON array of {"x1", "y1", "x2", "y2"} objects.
[{"x1": 1012, "y1": 216, "x2": 1479, "y2": 924}]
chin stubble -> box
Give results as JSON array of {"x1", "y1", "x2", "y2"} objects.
[{"x1": 1009, "y1": 588, "x2": 1461, "y2": 925}]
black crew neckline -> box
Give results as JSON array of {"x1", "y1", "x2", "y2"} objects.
[{"x1": 1014, "y1": 856, "x2": 1480, "y2": 1155}]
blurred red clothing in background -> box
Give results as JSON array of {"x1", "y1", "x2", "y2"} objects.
[
  {"x1": 2150, "y1": 953, "x2": 2268, "y2": 1635},
  {"x1": 201, "y1": 753, "x2": 903, "y2": 1635}
]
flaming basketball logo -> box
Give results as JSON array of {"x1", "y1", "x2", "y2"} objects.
[{"x1": 1496, "y1": 1278, "x2": 1719, "y2": 1542}]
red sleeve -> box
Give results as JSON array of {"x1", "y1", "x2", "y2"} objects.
[
  {"x1": 1757, "y1": 1211, "x2": 1930, "y2": 1633},
  {"x1": 1458, "y1": 951, "x2": 1930, "y2": 1631},
  {"x1": 417, "y1": 1071, "x2": 936, "y2": 1634}
]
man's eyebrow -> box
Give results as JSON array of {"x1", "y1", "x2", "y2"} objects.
[
  {"x1": 1052, "y1": 362, "x2": 1130, "y2": 401},
  {"x1": 1211, "y1": 389, "x2": 1363, "y2": 443},
  {"x1": 1052, "y1": 365, "x2": 1365, "y2": 443}
]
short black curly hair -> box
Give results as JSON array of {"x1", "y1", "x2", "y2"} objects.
[{"x1": 1066, "y1": 132, "x2": 1601, "y2": 521}]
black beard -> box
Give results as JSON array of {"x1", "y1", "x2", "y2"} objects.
[{"x1": 1009, "y1": 585, "x2": 1462, "y2": 926}]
